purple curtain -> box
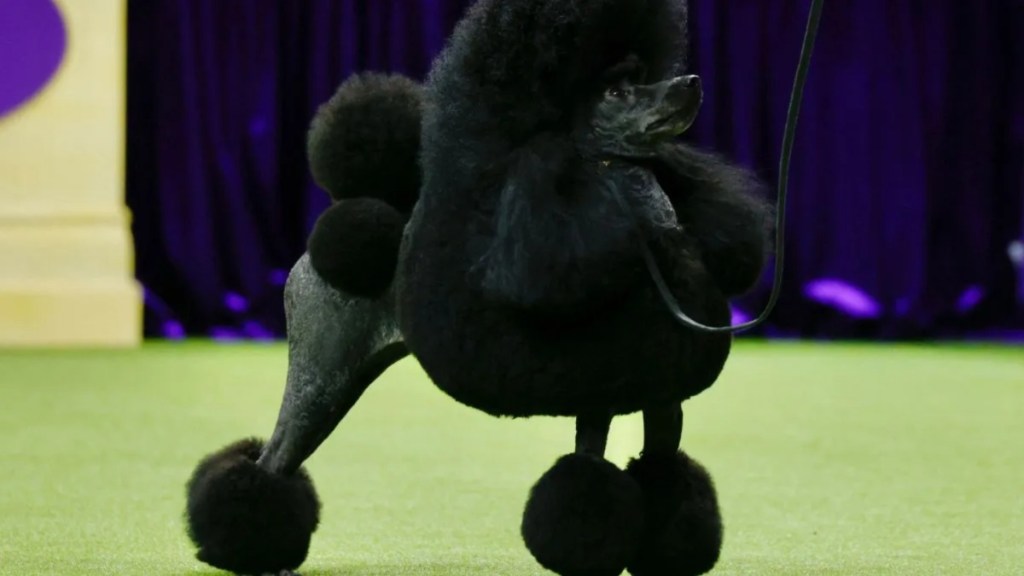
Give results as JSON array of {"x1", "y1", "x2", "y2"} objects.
[{"x1": 126, "y1": 0, "x2": 1024, "y2": 340}]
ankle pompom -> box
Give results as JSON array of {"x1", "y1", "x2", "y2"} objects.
[
  {"x1": 625, "y1": 451, "x2": 722, "y2": 576},
  {"x1": 185, "y1": 438, "x2": 321, "y2": 575},
  {"x1": 522, "y1": 453, "x2": 645, "y2": 576}
]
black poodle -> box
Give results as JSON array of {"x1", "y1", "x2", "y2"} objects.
[{"x1": 183, "y1": 1, "x2": 772, "y2": 575}]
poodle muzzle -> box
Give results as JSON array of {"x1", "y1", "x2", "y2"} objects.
[{"x1": 643, "y1": 75, "x2": 703, "y2": 138}]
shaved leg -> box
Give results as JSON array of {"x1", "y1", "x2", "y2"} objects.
[
  {"x1": 642, "y1": 402, "x2": 683, "y2": 456},
  {"x1": 575, "y1": 411, "x2": 613, "y2": 458},
  {"x1": 257, "y1": 253, "x2": 406, "y2": 475},
  {"x1": 185, "y1": 254, "x2": 406, "y2": 576}
]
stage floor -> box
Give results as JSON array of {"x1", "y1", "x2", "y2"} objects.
[{"x1": 1, "y1": 341, "x2": 1021, "y2": 575}]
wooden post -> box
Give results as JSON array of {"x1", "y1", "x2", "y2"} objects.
[{"x1": 0, "y1": 0, "x2": 141, "y2": 347}]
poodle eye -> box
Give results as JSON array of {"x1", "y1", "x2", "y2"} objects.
[{"x1": 606, "y1": 86, "x2": 627, "y2": 99}]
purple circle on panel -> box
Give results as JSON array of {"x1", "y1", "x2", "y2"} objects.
[{"x1": 0, "y1": 0, "x2": 68, "y2": 119}]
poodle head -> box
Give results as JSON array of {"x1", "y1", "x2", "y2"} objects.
[
  {"x1": 428, "y1": 0, "x2": 691, "y2": 148},
  {"x1": 573, "y1": 54, "x2": 703, "y2": 160}
]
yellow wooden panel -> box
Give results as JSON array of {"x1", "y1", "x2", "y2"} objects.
[
  {"x1": 0, "y1": 0, "x2": 141, "y2": 347},
  {"x1": 0, "y1": 216, "x2": 134, "y2": 282},
  {"x1": 0, "y1": 281, "x2": 142, "y2": 348}
]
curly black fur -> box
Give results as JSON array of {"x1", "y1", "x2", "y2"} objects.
[
  {"x1": 397, "y1": 0, "x2": 754, "y2": 418},
  {"x1": 649, "y1": 143, "x2": 773, "y2": 297},
  {"x1": 308, "y1": 198, "x2": 406, "y2": 298},
  {"x1": 185, "y1": 438, "x2": 321, "y2": 575},
  {"x1": 522, "y1": 454, "x2": 645, "y2": 576},
  {"x1": 470, "y1": 133, "x2": 645, "y2": 316},
  {"x1": 625, "y1": 451, "x2": 723, "y2": 576},
  {"x1": 425, "y1": 0, "x2": 689, "y2": 147},
  {"x1": 307, "y1": 72, "x2": 423, "y2": 213}
]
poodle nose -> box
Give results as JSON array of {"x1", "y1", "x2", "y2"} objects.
[{"x1": 663, "y1": 75, "x2": 702, "y2": 105}]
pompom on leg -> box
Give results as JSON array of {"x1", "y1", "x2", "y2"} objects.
[
  {"x1": 521, "y1": 453, "x2": 645, "y2": 576},
  {"x1": 185, "y1": 438, "x2": 321, "y2": 575},
  {"x1": 625, "y1": 450, "x2": 723, "y2": 576}
]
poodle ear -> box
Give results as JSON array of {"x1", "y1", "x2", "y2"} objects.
[{"x1": 652, "y1": 143, "x2": 774, "y2": 297}]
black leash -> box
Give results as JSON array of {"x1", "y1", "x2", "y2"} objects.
[{"x1": 640, "y1": 0, "x2": 825, "y2": 334}]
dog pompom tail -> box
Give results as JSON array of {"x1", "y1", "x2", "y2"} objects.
[{"x1": 307, "y1": 72, "x2": 423, "y2": 213}]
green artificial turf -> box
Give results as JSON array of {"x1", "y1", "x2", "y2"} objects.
[{"x1": 0, "y1": 341, "x2": 1021, "y2": 575}]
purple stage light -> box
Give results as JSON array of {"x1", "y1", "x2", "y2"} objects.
[
  {"x1": 162, "y1": 321, "x2": 186, "y2": 340},
  {"x1": 804, "y1": 278, "x2": 882, "y2": 319},
  {"x1": 730, "y1": 306, "x2": 750, "y2": 326},
  {"x1": 955, "y1": 285, "x2": 985, "y2": 314},
  {"x1": 224, "y1": 292, "x2": 249, "y2": 313},
  {"x1": 269, "y1": 269, "x2": 289, "y2": 287}
]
